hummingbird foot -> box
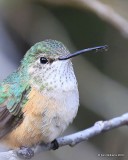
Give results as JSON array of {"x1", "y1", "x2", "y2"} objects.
[
  {"x1": 51, "y1": 139, "x2": 59, "y2": 150},
  {"x1": 17, "y1": 146, "x2": 34, "y2": 159}
]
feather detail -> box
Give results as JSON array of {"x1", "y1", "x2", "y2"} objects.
[{"x1": 0, "y1": 70, "x2": 30, "y2": 139}]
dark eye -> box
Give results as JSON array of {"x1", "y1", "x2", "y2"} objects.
[{"x1": 40, "y1": 57, "x2": 48, "y2": 64}]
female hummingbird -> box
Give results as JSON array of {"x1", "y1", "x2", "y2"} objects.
[{"x1": 0, "y1": 39, "x2": 107, "y2": 158}]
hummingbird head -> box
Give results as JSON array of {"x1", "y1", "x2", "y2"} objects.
[
  {"x1": 21, "y1": 39, "x2": 77, "y2": 92},
  {"x1": 21, "y1": 39, "x2": 107, "y2": 92}
]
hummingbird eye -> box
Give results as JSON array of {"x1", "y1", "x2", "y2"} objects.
[{"x1": 40, "y1": 57, "x2": 48, "y2": 64}]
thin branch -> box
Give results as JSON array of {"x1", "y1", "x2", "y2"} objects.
[
  {"x1": 0, "y1": 112, "x2": 128, "y2": 159},
  {"x1": 37, "y1": 112, "x2": 128, "y2": 150}
]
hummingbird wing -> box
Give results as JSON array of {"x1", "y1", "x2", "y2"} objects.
[{"x1": 0, "y1": 71, "x2": 30, "y2": 138}]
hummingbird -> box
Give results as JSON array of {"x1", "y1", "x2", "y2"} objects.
[{"x1": 0, "y1": 39, "x2": 107, "y2": 158}]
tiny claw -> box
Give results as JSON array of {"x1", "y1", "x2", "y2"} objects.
[
  {"x1": 17, "y1": 146, "x2": 34, "y2": 159},
  {"x1": 51, "y1": 139, "x2": 59, "y2": 150}
]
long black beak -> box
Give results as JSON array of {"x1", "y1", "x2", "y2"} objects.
[{"x1": 58, "y1": 45, "x2": 108, "y2": 60}]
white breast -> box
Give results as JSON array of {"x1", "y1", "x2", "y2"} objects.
[
  {"x1": 29, "y1": 60, "x2": 79, "y2": 142},
  {"x1": 41, "y1": 89, "x2": 79, "y2": 143}
]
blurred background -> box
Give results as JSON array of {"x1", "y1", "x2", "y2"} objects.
[{"x1": 0, "y1": 0, "x2": 128, "y2": 160}]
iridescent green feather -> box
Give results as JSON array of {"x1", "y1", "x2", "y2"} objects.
[
  {"x1": 0, "y1": 70, "x2": 30, "y2": 116},
  {"x1": 21, "y1": 39, "x2": 69, "y2": 67}
]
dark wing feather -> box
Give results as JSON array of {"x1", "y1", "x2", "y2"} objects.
[
  {"x1": 0, "y1": 105, "x2": 23, "y2": 139},
  {"x1": 0, "y1": 71, "x2": 30, "y2": 138},
  {"x1": 0, "y1": 106, "x2": 16, "y2": 138}
]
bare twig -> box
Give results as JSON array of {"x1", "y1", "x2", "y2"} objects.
[{"x1": 0, "y1": 112, "x2": 128, "y2": 159}]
